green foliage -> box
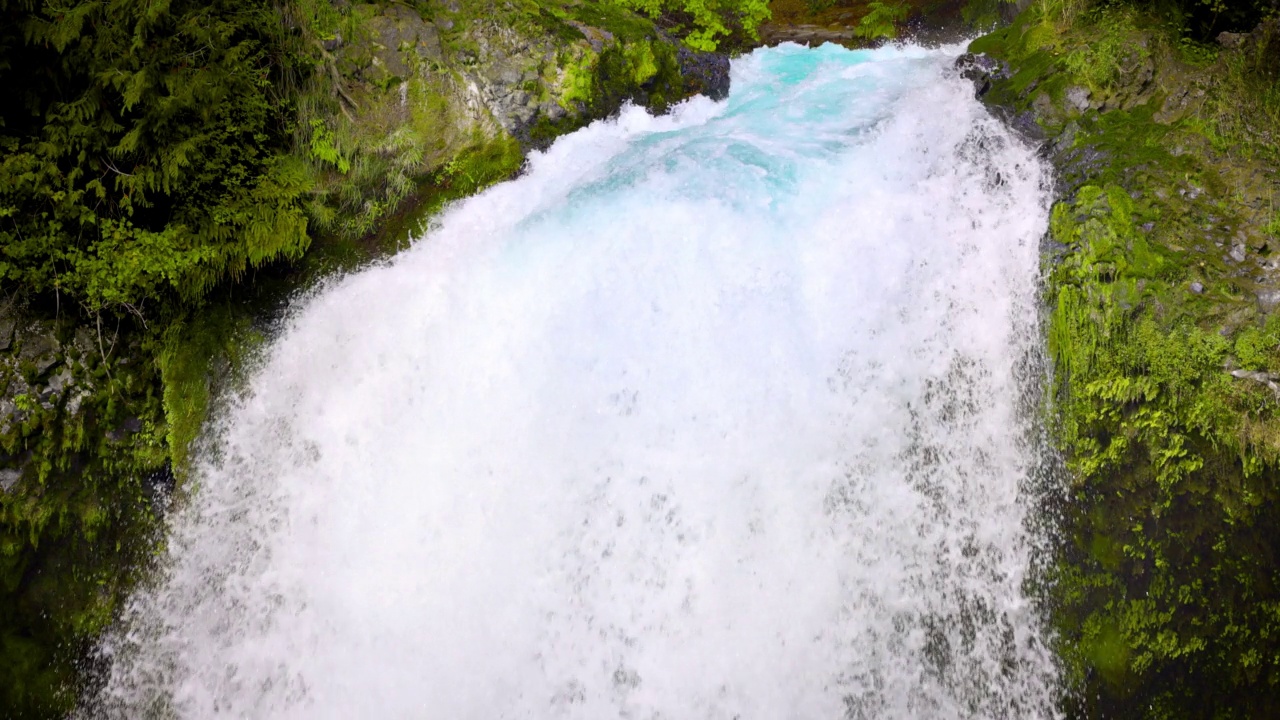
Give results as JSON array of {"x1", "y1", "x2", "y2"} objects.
[
  {"x1": 0, "y1": 0, "x2": 727, "y2": 713},
  {"x1": 0, "y1": 316, "x2": 168, "y2": 718},
  {"x1": 962, "y1": 0, "x2": 1020, "y2": 28},
  {"x1": 1203, "y1": 20, "x2": 1280, "y2": 159},
  {"x1": 435, "y1": 136, "x2": 525, "y2": 196},
  {"x1": 1028, "y1": 0, "x2": 1278, "y2": 37},
  {"x1": 308, "y1": 118, "x2": 352, "y2": 174},
  {"x1": 1061, "y1": 10, "x2": 1144, "y2": 91},
  {"x1": 0, "y1": 0, "x2": 324, "y2": 711},
  {"x1": 1046, "y1": 184, "x2": 1280, "y2": 718},
  {"x1": 610, "y1": 0, "x2": 770, "y2": 50},
  {"x1": 1185, "y1": 0, "x2": 1279, "y2": 36},
  {"x1": 157, "y1": 306, "x2": 262, "y2": 479},
  {"x1": 855, "y1": 0, "x2": 910, "y2": 39},
  {"x1": 0, "y1": 0, "x2": 317, "y2": 314},
  {"x1": 974, "y1": 4, "x2": 1280, "y2": 716}
]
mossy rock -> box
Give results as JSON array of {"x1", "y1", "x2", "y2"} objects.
[{"x1": 969, "y1": 3, "x2": 1280, "y2": 717}]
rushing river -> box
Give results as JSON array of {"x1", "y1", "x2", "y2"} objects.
[{"x1": 86, "y1": 42, "x2": 1059, "y2": 718}]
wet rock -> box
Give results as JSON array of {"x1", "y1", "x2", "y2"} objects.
[
  {"x1": 365, "y1": 4, "x2": 444, "y2": 83},
  {"x1": 1241, "y1": 17, "x2": 1280, "y2": 58},
  {"x1": 0, "y1": 311, "x2": 13, "y2": 352},
  {"x1": 107, "y1": 418, "x2": 143, "y2": 442},
  {"x1": 1218, "y1": 31, "x2": 1245, "y2": 49},
  {"x1": 1259, "y1": 289, "x2": 1280, "y2": 312},
  {"x1": 65, "y1": 388, "x2": 90, "y2": 417},
  {"x1": 0, "y1": 391, "x2": 25, "y2": 433},
  {"x1": 677, "y1": 46, "x2": 730, "y2": 102},
  {"x1": 1155, "y1": 83, "x2": 1207, "y2": 125},
  {"x1": 72, "y1": 326, "x2": 98, "y2": 365},
  {"x1": 1006, "y1": 110, "x2": 1044, "y2": 143},
  {"x1": 44, "y1": 368, "x2": 73, "y2": 400},
  {"x1": 498, "y1": 65, "x2": 521, "y2": 85},
  {"x1": 0, "y1": 468, "x2": 19, "y2": 493},
  {"x1": 1231, "y1": 368, "x2": 1280, "y2": 399},
  {"x1": 955, "y1": 53, "x2": 1010, "y2": 98},
  {"x1": 1057, "y1": 144, "x2": 1111, "y2": 192},
  {"x1": 567, "y1": 20, "x2": 613, "y2": 52},
  {"x1": 18, "y1": 329, "x2": 60, "y2": 376},
  {"x1": 758, "y1": 23, "x2": 859, "y2": 46},
  {"x1": 1065, "y1": 85, "x2": 1091, "y2": 113}
]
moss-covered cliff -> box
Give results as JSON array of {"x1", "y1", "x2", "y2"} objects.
[
  {"x1": 965, "y1": 1, "x2": 1280, "y2": 716},
  {"x1": 0, "y1": 0, "x2": 745, "y2": 714}
]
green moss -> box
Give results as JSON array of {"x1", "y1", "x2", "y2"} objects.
[
  {"x1": 625, "y1": 40, "x2": 660, "y2": 85},
  {"x1": 0, "y1": 313, "x2": 170, "y2": 717},
  {"x1": 1045, "y1": 180, "x2": 1280, "y2": 716},
  {"x1": 157, "y1": 306, "x2": 263, "y2": 480},
  {"x1": 974, "y1": 4, "x2": 1280, "y2": 716},
  {"x1": 0, "y1": 0, "x2": 729, "y2": 711},
  {"x1": 559, "y1": 47, "x2": 601, "y2": 110},
  {"x1": 1061, "y1": 12, "x2": 1144, "y2": 92},
  {"x1": 565, "y1": 1, "x2": 661, "y2": 43},
  {"x1": 438, "y1": 134, "x2": 525, "y2": 194},
  {"x1": 1081, "y1": 614, "x2": 1133, "y2": 689},
  {"x1": 359, "y1": 132, "x2": 527, "y2": 251}
]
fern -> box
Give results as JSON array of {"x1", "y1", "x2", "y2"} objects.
[{"x1": 855, "y1": 1, "x2": 909, "y2": 40}]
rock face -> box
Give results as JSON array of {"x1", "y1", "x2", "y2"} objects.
[
  {"x1": 306, "y1": 1, "x2": 729, "y2": 237},
  {"x1": 961, "y1": 22, "x2": 1280, "y2": 313},
  {"x1": 363, "y1": 3, "x2": 445, "y2": 83},
  {"x1": 964, "y1": 12, "x2": 1280, "y2": 718},
  {"x1": 0, "y1": 292, "x2": 168, "y2": 712},
  {"x1": 677, "y1": 45, "x2": 731, "y2": 101},
  {"x1": 0, "y1": 299, "x2": 162, "y2": 494}
]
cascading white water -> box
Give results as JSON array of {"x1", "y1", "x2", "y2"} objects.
[{"x1": 86, "y1": 42, "x2": 1059, "y2": 719}]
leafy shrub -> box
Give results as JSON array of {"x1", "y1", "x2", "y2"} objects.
[
  {"x1": 611, "y1": 0, "x2": 771, "y2": 50},
  {"x1": 0, "y1": 0, "x2": 317, "y2": 315}
]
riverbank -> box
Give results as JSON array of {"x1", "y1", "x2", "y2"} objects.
[
  {"x1": 757, "y1": 0, "x2": 972, "y2": 46},
  {"x1": 0, "y1": 1, "x2": 735, "y2": 713},
  {"x1": 963, "y1": 2, "x2": 1280, "y2": 716}
]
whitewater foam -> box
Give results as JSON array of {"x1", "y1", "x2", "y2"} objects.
[{"x1": 87, "y1": 42, "x2": 1059, "y2": 719}]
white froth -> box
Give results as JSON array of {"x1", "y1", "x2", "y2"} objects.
[{"x1": 86, "y1": 42, "x2": 1060, "y2": 719}]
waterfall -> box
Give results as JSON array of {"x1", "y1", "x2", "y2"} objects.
[{"x1": 86, "y1": 41, "x2": 1059, "y2": 719}]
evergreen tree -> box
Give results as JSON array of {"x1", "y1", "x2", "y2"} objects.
[{"x1": 0, "y1": 0, "x2": 314, "y2": 316}]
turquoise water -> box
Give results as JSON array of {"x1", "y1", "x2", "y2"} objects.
[{"x1": 88, "y1": 43, "x2": 1059, "y2": 719}]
